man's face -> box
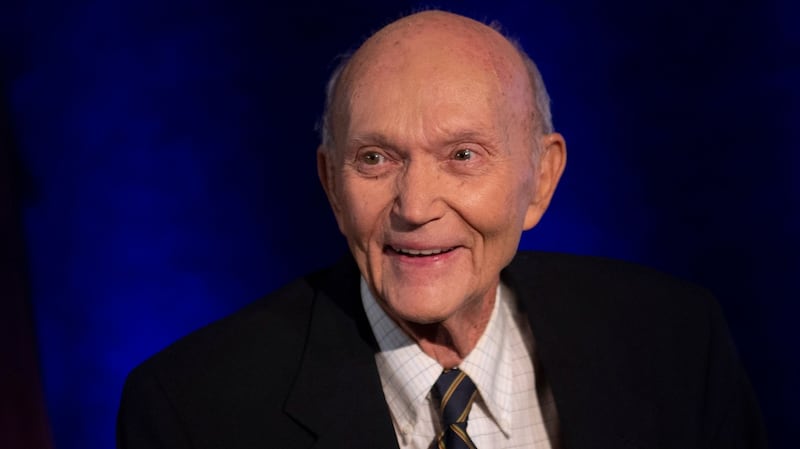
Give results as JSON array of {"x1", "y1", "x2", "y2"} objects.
[{"x1": 319, "y1": 19, "x2": 561, "y2": 328}]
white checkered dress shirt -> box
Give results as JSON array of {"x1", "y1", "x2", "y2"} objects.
[{"x1": 362, "y1": 279, "x2": 559, "y2": 448}]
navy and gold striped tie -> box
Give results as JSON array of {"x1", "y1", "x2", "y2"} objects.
[{"x1": 432, "y1": 368, "x2": 478, "y2": 449}]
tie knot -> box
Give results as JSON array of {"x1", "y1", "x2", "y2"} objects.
[{"x1": 432, "y1": 368, "x2": 478, "y2": 426}]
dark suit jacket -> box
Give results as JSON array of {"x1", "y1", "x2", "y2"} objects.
[{"x1": 117, "y1": 251, "x2": 766, "y2": 449}]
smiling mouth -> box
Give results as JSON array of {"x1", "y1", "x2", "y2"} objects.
[{"x1": 388, "y1": 246, "x2": 457, "y2": 257}]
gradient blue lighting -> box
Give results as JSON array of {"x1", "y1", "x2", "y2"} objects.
[{"x1": 3, "y1": 1, "x2": 798, "y2": 448}]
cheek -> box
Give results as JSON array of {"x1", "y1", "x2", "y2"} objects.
[
  {"x1": 339, "y1": 178, "x2": 392, "y2": 239},
  {"x1": 456, "y1": 176, "x2": 532, "y2": 237}
]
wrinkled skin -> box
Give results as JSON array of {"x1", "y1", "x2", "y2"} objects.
[{"x1": 318, "y1": 11, "x2": 566, "y2": 366}]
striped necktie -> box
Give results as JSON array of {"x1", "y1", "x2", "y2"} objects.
[{"x1": 432, "y1": 368, "x2": 479, "y2": 449}]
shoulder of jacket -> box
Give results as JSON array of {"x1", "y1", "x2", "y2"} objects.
[{"x1": 509, "y1": 250, "x2": 715, "y2": 314}]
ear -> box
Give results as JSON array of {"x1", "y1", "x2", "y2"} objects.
[
  {"x1": 317, "y1": 145, "x2": 346, "y2": 233},
  {"x1": 523, "y1": 132, "x2": 567, "y2": 230}
]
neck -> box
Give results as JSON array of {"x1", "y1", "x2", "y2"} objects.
[{"x1": 399, "y1": 292, "x2": 496, "y2": 369}]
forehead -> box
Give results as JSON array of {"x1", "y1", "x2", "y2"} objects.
[{"x1": 333, "y1": 12, "x2": 532, "y2": 143}]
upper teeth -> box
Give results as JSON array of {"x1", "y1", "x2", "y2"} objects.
[{"x1": 394, "y1": 247, "x2": 448, "y2": 256}]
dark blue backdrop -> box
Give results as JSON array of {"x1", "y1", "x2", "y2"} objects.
[{"x1": 2, "y1": 1, "x2": 798, "y2": 448}]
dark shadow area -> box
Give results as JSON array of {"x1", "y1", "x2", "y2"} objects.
[{"x1": 0, "y1": 69, "x2": 53, "y2": 449}]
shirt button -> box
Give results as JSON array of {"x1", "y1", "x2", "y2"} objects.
[{"x1": 401, "y1": 423, "x2": 413, "y2": 435}]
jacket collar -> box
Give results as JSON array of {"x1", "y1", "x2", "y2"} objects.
[
  {"x1": 283, "y1": 256, "x2": 399, "y2": 449},
  {"x1": 503, "y1": 252, "x2": 656, "y2": 449}
]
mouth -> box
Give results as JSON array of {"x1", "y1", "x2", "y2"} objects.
[{"x1": 387, "y1": 246, "x2": 458, "y2": 257}]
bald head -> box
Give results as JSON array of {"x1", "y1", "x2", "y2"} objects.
[
  {"x1": 320, "y1": 10, "x2": 553, "y2": 152},
  {"x1": 315, "y1": 11, "x2": 567, "y2": 351}
]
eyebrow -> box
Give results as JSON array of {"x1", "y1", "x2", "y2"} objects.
[
  {"x1": 348, "y1": 132, "x2": 396, "y2": 149},
  {"x1": 442, "y1": 130, "x2": 494, "y2": 143}
]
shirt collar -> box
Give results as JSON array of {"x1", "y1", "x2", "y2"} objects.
[
  {"x1": 361, "y1": 278, "x2": 515, "y2": 435},
  {"x1": 459, "y1": 281, "x2": 514, "y2": 434}
]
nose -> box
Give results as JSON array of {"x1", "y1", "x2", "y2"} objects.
[{"x1": 391, "y1": 159, "x2": 444, "y2": 229}]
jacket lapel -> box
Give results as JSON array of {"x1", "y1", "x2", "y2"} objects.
[
  {"x1": 284, "y1": 258, "x2": 399, "y2": 449},
  {"x1": 504, "y1": 252, "x2": 656, "y2": 449}
]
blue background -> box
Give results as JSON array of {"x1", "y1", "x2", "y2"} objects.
[{"x1": 2, "y1": 0, "x2": 798, "y2": 448}]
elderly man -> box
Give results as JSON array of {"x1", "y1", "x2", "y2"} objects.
[{"x1": 118, "y1": 10, "x2": 765, "y2": 449}]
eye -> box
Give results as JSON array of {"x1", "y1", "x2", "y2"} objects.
[
  {"x1": 453, "y1": 148, "x2": 472, "y2": 161},
  {"x1": 361, "y1": 152, "x2": 385, "y2": 165}
]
